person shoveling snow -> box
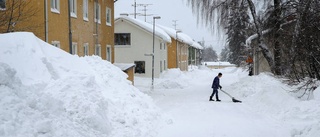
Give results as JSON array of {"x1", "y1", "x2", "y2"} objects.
[
  {"x1": 209, "y1": 73, "x2": 223, "y2": 101},
  {"x1": 209, "y1": 72, "x2": 242, "y2": 103}
]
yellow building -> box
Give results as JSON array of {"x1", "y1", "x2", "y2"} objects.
[{"x1": 0, "y1": 0, "x2": 114, "y2": 62}]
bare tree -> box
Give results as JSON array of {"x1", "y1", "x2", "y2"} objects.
[
  {"x1": 0, "y1": 0, "x2": 39, "y2": 33},
  {"x1": 187, "y1": 0, "x2": 276, "y2": 72}
]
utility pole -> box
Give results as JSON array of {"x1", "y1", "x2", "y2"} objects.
[{"x1": 172, "y1": 20, "x2": 178, "y2": 30}]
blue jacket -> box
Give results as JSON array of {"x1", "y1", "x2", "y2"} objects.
[{"x1": 211, "y1": 76, "x2": 220, "y2": 89}]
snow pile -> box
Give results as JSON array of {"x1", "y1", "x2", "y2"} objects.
[
  {"x1": 226, "y1": 72, "x2": 320, "y2": 137},
  {"x1": 0, "y1": 32, "x2": 161, "y2": 137},
  {"x1": 156, "y1": 69, "x2": 191, "y2": 89}
]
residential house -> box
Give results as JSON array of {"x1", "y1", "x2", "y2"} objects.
[
  {"x1": 114, "y1": 15, "x2": 171, "y2": 78},
  {"x1": 203, "y1": 62, "x2": 236, "y2": 69},
  {"x1": 158, "y1": 25, "x2": 203, "y2": 71},
  {"x1": 0, "y1": 0, "x2": 114, "y2": 62},
  {"x1": 189, "y1": 42, "x2": 203, "y2": 67}
]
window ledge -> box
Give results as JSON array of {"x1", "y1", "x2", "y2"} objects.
[
  {"x1": 71, "y1": 13, "x2": 77, "y2": 18},
  {"x1": 106, "y1": 22, "x2": 112, "y2": 26},
  {"x1": 83, "y1": 17, "x2": 89, "y2": 22},
  {"x1": 51, "y1": 8, "x2": 60, "y2": 14}
]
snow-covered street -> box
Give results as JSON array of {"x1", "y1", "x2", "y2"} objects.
[{"x1": 136, "y1": 67, "x2": 320, "y2": 137}]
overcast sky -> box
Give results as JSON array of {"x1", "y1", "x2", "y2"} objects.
[{"x1": 114, "y1": 0, "x2": 226, "y2": 54}]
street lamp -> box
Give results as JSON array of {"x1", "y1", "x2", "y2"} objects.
[
  {"x1": 152, "y1": 16, "x2": 161, "y2": 88},
  {"x1": 175, "y1": 30, "x2": 182, "y2": 69}
]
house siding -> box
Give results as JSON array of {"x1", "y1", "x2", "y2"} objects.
[
  {"x1": 114, "y1": 18, "x2": 169, "y2": 78},
  {"x1": 168, "y1": 37, "x2": 177, "y2": 69},
  {"x1": 7, "y1": 0, "x2": 114, "y2": 62}
]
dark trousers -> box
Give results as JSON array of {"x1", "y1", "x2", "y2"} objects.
[{"x1": 210, "y1": 89, "x2": 219, "y2": 100}]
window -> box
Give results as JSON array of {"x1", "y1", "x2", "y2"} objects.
[
  {"x1": 83, "y1": 0, "x2": 88, "y2": 21},
  {"x1": 94, "y1": 2, "x2": 101, "y2": 23},
  {"x1": 160, "y1": 61, "x2": 163, "y2": 72},
  {"x1": 72, "y1": 42, "x2": 77, "y2": 55},
  {"x1": 160, "y1": 43, "x2": 166, "y2": 50},
  {"x1": 51, "y1": 0, "x2": 60, "y2": 13},
  {"x1": 70, "y1": 0, "x2": 77, "y2": 18},
  {"x1": 106, "y1": 45, "x2": 112, "y2": 61},
  {"x1": 134, "y1": 61, "x2": 145, "y2": 74},
  {"x1": 115, "y1": 33, "x2": 131, "y2": 45},
  {"x1": 83, "y1": 43, "x2": 89, "y2": 56},
  {"x1": 0, "y1": 0, "x2": 6, "y2": 10},
  {"x1": 52, "y1": 41, "x2": 60, "y2": 48},
  {"x1": 164, "y1": 60, "x2": 166, "y2": 70},
  {"x1": 106, "y1": 7, "x2": 112, "y2": 26},
  {"x1": 95, "y1": 44, "x2": 101, "y2": 56}
]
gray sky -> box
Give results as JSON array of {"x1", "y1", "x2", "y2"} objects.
[{"x1": 114, "y1": 0, "x2": 226, "y2": 54}]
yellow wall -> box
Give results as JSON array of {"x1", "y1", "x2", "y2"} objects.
[
  {"x1": 7, "y1": 0, "x2": 114, "y2": 62},
  {"x1": 167, "y1": 37, "x2": 189, "y2": 71},
  {"x1": 125, "y1": 67, "x2": 135, "y2": 85},
  {"x1": 167, "y1": 37, "x2": 177, "y2": 69}
]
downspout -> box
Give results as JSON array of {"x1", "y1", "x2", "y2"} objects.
[
  {"x1": 44, "y1": 0, "x2": 48, "y2": 42},
  {"x1": 94, "y1": 0, "x2": 99, "y2": 54},
  {"x1": 68, "y1": 0, "x2": 72, "y2": 54}
]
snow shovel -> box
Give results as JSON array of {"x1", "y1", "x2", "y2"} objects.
[{"x1": 219, "y1": 89, "x2": 242, "y2": 103}]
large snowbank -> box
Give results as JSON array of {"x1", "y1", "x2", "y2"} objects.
[{"x1": 0, "y1": 32, "x2": 162, "y2": 137}]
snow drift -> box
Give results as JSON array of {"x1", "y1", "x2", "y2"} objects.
[{"x1": 0, "y1": 32, "x2": 161, "y2": 137}]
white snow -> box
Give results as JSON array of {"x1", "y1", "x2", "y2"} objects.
[
  {"x1": 158, "y1": 25, "x2": 203, "y2": 49},
  {"x1": 115, "y1": 16, "x2": 171, "y2": 43},
  {"x1": 204, "y1": 61, "x2": 236, "y2": 66},
  {"x1": 0, "y1": 32, "x2": 162, "y2": 137},
  {"x1": 1, "y1": 32, "x2": 320, "y2": 137},
  {"x1": 136, "y1": 66, "x2": 320, "y2": 137}
]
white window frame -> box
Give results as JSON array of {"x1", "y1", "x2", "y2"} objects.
[
  {"x1": 83, "y1": 0, "x2": 88, "y2": 21},
  {"x1": 70, "y1": 0, "x2": 77, "y2": 18},
  {"x1": 52, "y1": 41, "x2": 60, "y2": 48},
  {"x1": 95, "y1": 44, "x2": 101, "y2": 57},
  {"x1": 72, "y1": 42, "x2": 78, "y2": 55},
  {"x1": 106, "y1": 45, "x2": 112, "y2": 62},
  {"x1": 51, "y1": 0, "x2": 60, "y2": 13},
  {"x1": 0, "y1": 0, "x2": 6, "y2": 10},
  {"x1": 94, "y1": 2, "x2": 101, "y2": 24},
  {"x1": 106, "y1": 7, "x2": 112, "y2": 26},
  {"x1": 83, "y1": 43, "x2": 89, "y2": 56}
]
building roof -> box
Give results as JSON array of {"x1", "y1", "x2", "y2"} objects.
[
  {"x1": 157, "y1": 25, "x2": 203, "y2": 50},
  {"x1": 115, "y1": 16, "x2": 171, "y2": 43},
  {"x1": 113, "y1": 63, "x2": 135, "y2": 71},
  {"x1": 203, "y1": 62, "x2": 235, "y2": 66}
]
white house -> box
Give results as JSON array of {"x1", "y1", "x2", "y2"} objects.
[{"x1": 114, "y1": 16, "x2": 171, "y2": 78}]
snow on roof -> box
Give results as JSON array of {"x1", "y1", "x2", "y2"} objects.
[
  {"x1": 115, "y1": 16, "x2": 171, "y2": 43},
  {"x1": 157, "y1": 25, "x2": 203, "y2": 49},
  {"x1": 113, "y1": 63, "x2": 135, "y2": 71},
  {"x1": 203, "y1": 62, "x2": 235, "y2": 66},
  {"x1": 191, "y1": 41, "x2": 204, "y2": 50}
]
